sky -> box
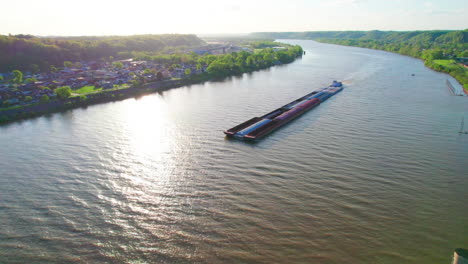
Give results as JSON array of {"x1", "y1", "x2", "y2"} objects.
[{"x1": 1, "y1": 0, "x2": 467, "y2": 36}]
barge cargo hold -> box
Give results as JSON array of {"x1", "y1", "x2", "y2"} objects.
[{"x1": 224, "y1": 81, "x2": 344, "y2": 141}]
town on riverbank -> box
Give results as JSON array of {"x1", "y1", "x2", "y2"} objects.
[{"x1": 0, "y1": 37, "x2": 303, "y2": 123}]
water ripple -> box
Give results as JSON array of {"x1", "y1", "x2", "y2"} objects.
[{"x1": 0, "y1": 40, "x2": 467, "y2": 264}]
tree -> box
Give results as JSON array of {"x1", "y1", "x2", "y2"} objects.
[
  {"x1": 113, "y1": 62, "x2": 123, "y2": 69},
  {"x1": 206, "y1": 60, "x2": 230, "y2": 77},
  {"x1": 422, "y1": 49, "x2": 444, "y2": 61},
  {"x1": 50, "y1": 65, "x2": 58, "y2": 73},
  {"x1": 54, "y1": 86, "x2": 72, "y2": 99},
  {"x1": 74, "y1": 62, "x2": 83, "y2": 68},
  {"x1": 63, "y1": 61, "x2": 73, "y2": 68},
  {"x1": 0, "y1": 75, "x2": 3, "y2": 82},
  {"x1": 169, "y1": 64, "x2": 181, "y2": 71},
  {"x1": 262, "y1": 53, "x2": 275, "y2": 66},
  {"x1": 40, "y1": 95, "x2": 49, "y2": 103},
  {"x1": 276, "y1": 51, "x2": 292, "y2": 63},
  {"x1": 12, "y1": 70, "x2": 23, "y2": 84},
  {"x1": 25, "y1": 78, "x2": 37, "y2": 83},
  {"x1": 184, "y1": 68, "x2": 191, "y2": 77},
  {"x1": 131, "y1": 79, "x2": 143, "y2": 88},
  {"x1": 458, "y1": 50, "x2": 468, "y2": 57},
  {"x1": 24, "y1": 96, "x2": 32, "y2": 102},
  {"x1": 156, "y1": 71, "x2": 163, "y2": 80},
  {"x1": 246, "y1": 56, "x2": 255, "y2": 68}
]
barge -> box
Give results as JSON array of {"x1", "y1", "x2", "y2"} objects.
[{"x1": 224, "y1": 81, "x2": 344, "y2": 141}]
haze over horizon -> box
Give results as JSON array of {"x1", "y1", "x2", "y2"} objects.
[{"x1": 2, "y1": 0, "x2": 467, "y2": 36}]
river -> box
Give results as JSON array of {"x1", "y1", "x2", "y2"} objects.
[{"x1": 0, "y1": 40, "x2": 467, "y2": 264}]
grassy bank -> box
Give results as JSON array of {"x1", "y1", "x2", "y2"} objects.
[
  {"x1": 429, "y1": 60, "x2": 468, "y2": 93},
  {"x1": 74, "y1": 86, "x2": 102, "y2": 94},
  {"x1": 316, "y1": 39, "x2": 468, "y2": 91}
]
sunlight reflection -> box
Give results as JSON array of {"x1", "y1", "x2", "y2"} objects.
[
  {"x1": 110, "y1": 94, "x2": 194, "y2": 206},
  {"x1": 124, "y1": 95, "x2": 171, "y2": 158},
  {"x1": 121, "y1": 95, "x2": 180, "y2": 186},
  {"x1": 99, "y1": 93, "x2": 203, "y2": 245}
]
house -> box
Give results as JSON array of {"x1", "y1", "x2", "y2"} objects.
[
  {"x1": 33, "y1": 81, "x2": 44, "y2": 88},
  {"x1": 4, "y1": 98, "x2": 20, "y2": 105},
  {"x1": 101, "y1": 82, "x2": 113, "y2": 89},
  {"x1": 161, "y1": 70, "x2": 172, "y2": 79},
  {"x1": 0, "y1": 88, "x2": 12, "y2": 100},
  {"x1": 456, "y1": 58, "x2": 468, "y2": 66},
  {"x1": 117, "y1": 59, "x2": 133, "y2": 66}
]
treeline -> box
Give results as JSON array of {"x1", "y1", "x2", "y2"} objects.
[
  {"x1": 0, "y1": 34, "x2": 205, "y2": 72},
  {"x1": 205, "y1": 45, "x2": 303, "y2": 77},
  {"x1": 131, "y1": 41, "x2": 301, "y2": 69},
  {"x1": 132, "y1": 42, "x2": 303, "y2": 78},
  {"x1": 250, "y1": 30, "x2": 468, "y2": 88},
  {"x1": 250, "y1": 30, "x2": 466, "y2": 47},
  {"x1": 250, "y1": 30, "x2": 467, "y2": 57}
]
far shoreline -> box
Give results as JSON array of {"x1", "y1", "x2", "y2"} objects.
[{"x1": 312, "y1": 40, "x2": 468, "y2": 94}]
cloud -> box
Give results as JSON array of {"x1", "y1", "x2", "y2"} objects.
[
  {"x1": 428, "y1": 9, "x2": 463, "y2": 15},
  {"x1": 423, "y1": 1, "x2": 434, "y2": 8},
  {"x1": 326, "y1": 0, "x2": 366, "y2": 4},
  {"x1": 320, "y1": 0, "x2": 367, "y2": 7},
  {"x1": 227, "y1": 4, "x2": 241, "y2": 12},
  {"x1": 422, "y1": 1, "x2": 462, "y2": 16}
]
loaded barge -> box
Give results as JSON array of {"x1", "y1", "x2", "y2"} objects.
[{"x1": 224, "y1": 81, "x2": 344, "y2": 141}]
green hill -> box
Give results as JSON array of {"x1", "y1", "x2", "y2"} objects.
[{"x1": 0, "y1": 34, "x2": 205, "y2": 72}]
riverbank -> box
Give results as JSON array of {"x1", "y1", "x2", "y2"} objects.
[
  {"x1": 424, "y1": 59, "x2": 468, "y2": 94},
  {"x1": 314, "y1": 39, "x2": 468, "y2": 93},
  {"x1": 0, "y1": 79, "x2": 188, "y2": 124},
  {"x1": 0, "y1": 41, "x2": 304, "y2": 124},
  {"x1": 0, "y1": 58, "x2": 301, "y2": 124}
]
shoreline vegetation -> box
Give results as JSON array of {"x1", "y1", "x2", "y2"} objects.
[
  {"x1": 250, "y1": 30, "x2": 468, "y2": 92},
  {"x1": 0, "y1": 36, "x2": 303, "y2": 124}
]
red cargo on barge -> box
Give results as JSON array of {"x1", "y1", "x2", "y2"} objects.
[{"x1": 224, "y1": 81, "x2": 344, "y2": 141}]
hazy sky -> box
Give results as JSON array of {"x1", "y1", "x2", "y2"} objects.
[{"x1": 1, "y1": 0, "x2": 467, "y2": 36}]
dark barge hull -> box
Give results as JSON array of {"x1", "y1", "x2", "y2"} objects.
[{"x1": 224, "y1": 81, "x2": 344, "y2": 141}]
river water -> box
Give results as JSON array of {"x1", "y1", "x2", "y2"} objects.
[{"x1": 1, "y1": 40, "x2": 467, "y2": 264}]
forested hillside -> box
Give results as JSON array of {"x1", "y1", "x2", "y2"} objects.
[
  {"x1": 0, "y1": 34, "x2": 205, "y2": 72},
  {"x1": 250, "y1": 30, "x2": 466, "y2": 50},
  {"x1": 250, "y1": 30, "x2": 468, "y2": 89}
]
